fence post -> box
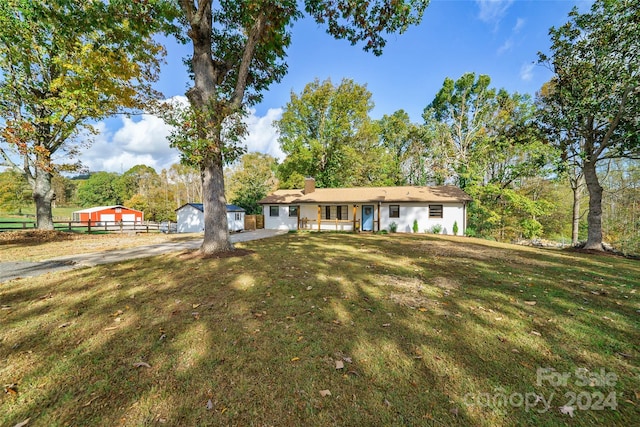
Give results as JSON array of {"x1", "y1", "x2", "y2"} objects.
[{"x1": 88, "y1": 219, "x2": 91, "y2": 233}]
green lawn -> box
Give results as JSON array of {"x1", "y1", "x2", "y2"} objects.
[{"x1": 1, "y1": 233, "x2": 638, "y2": 426}]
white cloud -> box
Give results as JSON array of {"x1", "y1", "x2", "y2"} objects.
[
  {"x1": 513, "y1": 17, "x2": 525, "y2": 33},
  {"x1": 520, "y1": 62, "x2": 535, "y2": 81},
  {"x1": 497, "y1": 39, "x2": 513, "y2": 55},
  {"x1": 476, "y1": 0, "x2": 513, "y2": 24},
  {"x1": 243, "y1": 108, "x2": 284, "y2": 161},
  {"x1": 80, "y1": 114, "x2": 180, "y2": 173},
  {"x1": 78, "y1": 103, "x2": 284, "y2": 173}
]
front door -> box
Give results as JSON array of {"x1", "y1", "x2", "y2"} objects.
[{"x1": 362, "y1": 205, "x2": 374, "y2": 231}]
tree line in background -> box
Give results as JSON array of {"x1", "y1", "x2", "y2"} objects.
[{"x1": 1, "y1": 0, "x2": 638, "y2": 254}]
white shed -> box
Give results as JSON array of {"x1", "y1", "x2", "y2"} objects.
[{"x1": 175, "y1": 203, "x2": 245, "y2": 233}]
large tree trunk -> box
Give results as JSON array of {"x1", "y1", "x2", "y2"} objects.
[
  {"x1": 33, "y1": 166, "x2": 55, "y2": 230},
  {"x1": 569, "y1": 173, "x2": 583, "y2": 246},
  {"x1": 184, "y1": 0, "x2": 233, "y2": 254},
  {"x1": 200, "y1": 151, "x2": 233, "y2": 253},
  {"x1": 583, "y1": 159, "x2": 604, "y2": 250}
]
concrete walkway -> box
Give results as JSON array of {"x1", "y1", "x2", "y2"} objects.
[{"x1": 0, "y1": 229, "x2": 287, "y2": 283}]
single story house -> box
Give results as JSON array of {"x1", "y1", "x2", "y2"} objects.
[
  {"x1": 175, "y1": 203, "x2": 245, "y2": 233},
  {"x1": 72, "y1": 205, "x2": 143, "y2": 225},
  {"x1": 258, "y1": 178, "x2": 472, "y2": 235}
]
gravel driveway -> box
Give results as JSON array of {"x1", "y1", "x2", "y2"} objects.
[{"x1": 0, "y1": 229, "x2": 286, "y2": 283}]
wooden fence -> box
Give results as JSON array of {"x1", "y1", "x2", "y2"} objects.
[
  {"x1": 244, "y1": 215, "x2": 264, "y2": 230},
  {"x1": 0, "y1": 220, "x2": 175, "y2": 233}
]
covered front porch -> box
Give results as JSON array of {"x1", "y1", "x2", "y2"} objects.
[{"x1": 295, "y1": 204, "x2": 382, "y2": 232}]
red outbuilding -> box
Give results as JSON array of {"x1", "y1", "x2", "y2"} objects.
[{"x1": 72, "y1": 205, "x2": 144, "y2": 224}]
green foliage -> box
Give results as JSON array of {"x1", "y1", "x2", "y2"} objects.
[
  {"x1": 226, "y1": 152, "x2": 279, "y2": 214},
  {"x1": 537, "y1": 0, "x2": 640, "y2": 248},
  {"x1": 0, "y1": 0, "x2": 177, "y2": 229},
  {"x1": 305, "y1": 0, "x2": 428, "y2": 56},
  {"x1": 114, "y1": 165, "x2": 160, "y2": 203},
  {"x1": 452, "y1": 220, "x2": 459, "y2": 236},
  {"x1": 76, "y1": 172, "x2": 120, "y2": 207},
  {"x1": 388, "y1": 221, "x2": 398, "y2": 233},
  {"x1": 412, "y1": 219, "x2": 418, "y2": 233},
  {"x1": 429, "y1": 224, "x2": 442, "y2": 234},
  {"x1": 376, "y1": 110, "x2": 427, "y2": 186},
  {"x1": 0, "y1": 170, "x2": 31, "y2": 213},
  {"x1": 465, "y1": 227, "x2": 476, "y2": 237},
  {"x1": 520, "y1": 218, "x2": 543, "y2": 240},
  {"x1": 277, "y1": 78, "x2": 387, "y2": 188}
]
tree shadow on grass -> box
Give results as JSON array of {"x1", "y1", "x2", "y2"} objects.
[{"x1": 1, "y1": 233, "x2": 638, "y2": 426}]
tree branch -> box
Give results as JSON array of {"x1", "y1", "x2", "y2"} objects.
[{"x1": 231, "y1": 12, "x2": 266, "y2": 109}]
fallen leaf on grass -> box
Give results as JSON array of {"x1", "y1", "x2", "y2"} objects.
[
  {"x1": 104, "y1": 326, "x2": 118, "y2": 331},
  {"x1": 13, "y1": 419, "x2": 30, "y2": 427},
  {"x1": 559, "y1": 405, "x2": 575, "y2": 417},
  {"x1": 83, "y1": 395, "x2": 99, "y2": 407},
  {"x1": 192, "y1": 303, "x2": 201, "y2": 309},
  {"x1": 206, "y1": 399, "x2": 213, "y2": 410},
  {"x1": 343, "y1": 356, "x2": 352, "y2": 363},
  {"x1": 133, "y1": 362, "x2": 151, "y2": 368},
  {"x1": 530, "y1": 331, "x2": 542, "y2": 336},
  {"x1": 524, "y1": 301, "x2": 537, "y2": 306},
  {"x1": 335, "y1": 360, "x2": 344, "y2": 370},
  {"x1": 418, "y1": 307, "x2": 427, "y2": 312},
  {"x1": 319, "y1": 389, "x2": 331, "y2": 397},
  {"x1": 290, "y1": 357, "x2": 300, "y2": 362},
  {"x1": 58, "y1": 322, "x2": 71, "y2": 328},
  {"x1": 4, "y1": 383, "x2": 18, "y2": 394},
  {"x1": 382, "y1": 323, "x2": 391, "y2": 327}
]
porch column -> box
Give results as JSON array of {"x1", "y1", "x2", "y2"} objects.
[
  {"x1": 317, "y1": 205, "x2": 321, "y2": 231},
  {"x1": 377, "y1": 203, "x2": 381, "y2": 232},
  {"x1": 352, "y1": 205, "x2": 357, "y2": 231},
  {"x1": 297, "y1": 206, "x2": 300, "y2": 230}
]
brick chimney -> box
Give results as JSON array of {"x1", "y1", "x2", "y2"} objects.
[{"x1": 304, "y1": 177, "x2": 315, "y2": 194}]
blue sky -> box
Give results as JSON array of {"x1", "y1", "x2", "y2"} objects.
[{"x1": 82, "y1": 0, "x2": 591, "y2": 173}]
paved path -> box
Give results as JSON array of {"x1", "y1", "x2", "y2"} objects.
[{"x1": 0, "y1": 229, "x2": 286, "y2": 283}]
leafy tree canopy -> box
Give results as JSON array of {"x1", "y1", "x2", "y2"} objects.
[{"x1": 0, "y1": 0, "x2": 178, "y2": 229}]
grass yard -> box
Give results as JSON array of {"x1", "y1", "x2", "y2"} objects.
[{"x1": 1, "y1": 233, "x2": 638, "y2": 426}]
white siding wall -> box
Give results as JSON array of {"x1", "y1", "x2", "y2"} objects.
[
  {"x1": 177, "y1": 205, "x2": 204, "y2": 233},
  {"x1": 263, "y1": 202, "x2": 466, "y2": 234},
  {"x1": 264, "y1": 205, "x2": 298, "y2": 230},
  {"x1": 380, "y1": 202, "x2": 465, "y2": 235}
]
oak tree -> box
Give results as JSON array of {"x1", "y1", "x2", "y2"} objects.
[
  {"x1": 172, "y1": 0, "x2": 428, "y2": 254},
  {"x1": 537, "y1": 0, "x2": 640, "y2": 250},
  {"x1": 0, "y1": 0, "x2": 176, "y2": 229}
]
